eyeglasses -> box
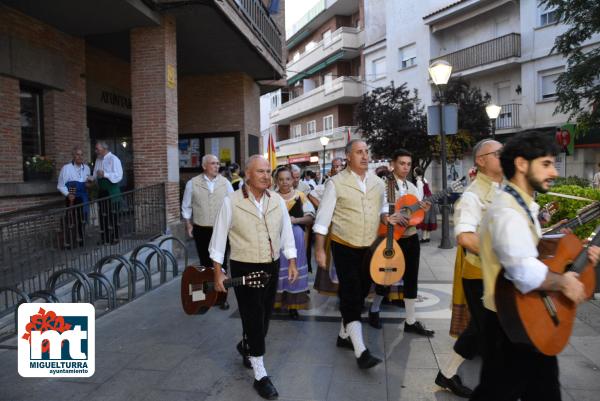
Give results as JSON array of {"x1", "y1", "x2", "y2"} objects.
[{"x1": 478, "y1": 149, "x2": 502, "y2": 158}]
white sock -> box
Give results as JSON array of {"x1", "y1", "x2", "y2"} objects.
[
  {"x1": 441, "y1": 351, "x2": 465, "y2": 379},
  {"x1": 249, "y1": 356, "x2": 267, "y2": 381},
  {"x1": 346, "y1": 321, "x2": 367, "y2": 358},
  {"x1": 370, "y1": 295, "x2": 384, "y2": 313},
  {"x1": 423, "y1": 231, "x2": 430, "y2": 240},
  {"x1": 405, "y1": 298, "x2": 416, "y2": 325},
  {"x1": 339, "y1": 321, "x2": 348, "y2": 339}
]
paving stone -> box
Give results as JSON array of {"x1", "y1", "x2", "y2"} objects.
[
  {"x1": 85, "y1": 369, "x2": 165, "y2": 401},
  {"x1": 272, "y1": 362, "x2": 333, "y2": 400},
  {"x1": 327, "y1": 379, "x2": 387, "y2": 401},
  {"x1": 126, "y1": 343, "x2": 192, "y2": 371},
  {"x1": 143, "y1": 389, "x2": 207, "y2": 401},
  {"x1": 559, "y1": 354, "x2": 600, "y2": 390}
]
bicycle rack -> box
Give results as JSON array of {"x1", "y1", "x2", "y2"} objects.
[
  {"x1": 0, "y1": 287, "x2": 31, "y2": 340},
  {"x1": 94, "y1": 255, "x2": 136, "y2": 301},
  {"x1": 46, "y1": 268, "x2": 93, "y2": 303},
  {"x1": 158, "y1": 236, "x2": 188, "y2": 275},
  {"x1": 131, "y1": 243, "x2": 167, "y2": 284},
  {"x1": 29, "y1": 290, "x2": 60, "y2": 303},
  {"x1": 115, "y1": 259, "x2": 152, "y2": 295},
  {"x1": 72, "y1": 272, "x2": 117, "y2": 310}
]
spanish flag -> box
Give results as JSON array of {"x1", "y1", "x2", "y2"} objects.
[{"x1": 267, "y1": 131, "x2": 277, "y2": 171}]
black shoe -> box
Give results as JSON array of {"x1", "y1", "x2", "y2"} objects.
[
  {"x1": 356, "y1": 349, "x2": 382, "y2": 369},
  {"x1": 435, "y1": 371, "x2": 473, "y2": 398},
  {"x1": 404, "y1": 321, "x2": 435, "y2": 337},
  {"x1": 220, "y1": 301, "x2": 230, "y2": 310},
  {"x1": 236, "y1": 341, "x2": 252, "y2": 369},
  {"x1": 368, "y1": 310, "x2": 382, "y2": 329},
  {"x1": 253, "y1": 376, "x2": 278, "y2": 400},
  {"x1": 288, "y1": 309, "x2": 299, "y2": 320},
  {"x1": 336, "y1": 336, "x2": 354, "y2": 351}
]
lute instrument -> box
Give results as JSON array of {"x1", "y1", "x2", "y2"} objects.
[
  {"x1": 181, "y1": 265, "x2": 269, "y2": 315},
  {"x1": 495, "y1": 225, "x2": 599, "y2": 356},
  {"x1": 377, "y1": 176, "x2": 466, "y2": 240},
  {"x1": 370, "y1": 174, "x2": 405, "y2": 285}
]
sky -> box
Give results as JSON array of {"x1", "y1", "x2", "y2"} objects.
[{"x1": 285, "y1": 0, "x2": 321, "y2": 37}]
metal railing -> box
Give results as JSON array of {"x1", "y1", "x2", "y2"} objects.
[
  {"x1": 496, "y1": 103, "x2": 521, "y2": 130},
  {"x1": 0, "y1": 183, "x2": 166, "y2": 315},
  {"x1": 278, "y1": 125, "x2": 357, "y2": 147},
  {"x1": 431, "y1": 33, "x2": 521, "y2": 73},
  {"x1": 231, "y1": 0, "x2": 283, "y2": 63}
]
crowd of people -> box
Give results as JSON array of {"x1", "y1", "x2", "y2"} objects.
[{"x1": 181, "y1": 134, "x2": 599, "y2": 400}]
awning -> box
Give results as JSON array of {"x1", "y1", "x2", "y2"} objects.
[{"x1": 287, "y1": 51, "x2": 345, "y2": 86}]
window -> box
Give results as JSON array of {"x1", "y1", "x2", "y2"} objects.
[
  {"x1": 20, "y1": 85, "x2": 44, "y2": 162},
  {"x1": 305, "y1": 41, "x2": 317, "y2": 52},
  {"x1": 539, "y1": 70, "x2": 561, "y2": 100},
  {"x1": 372, "y1": 57, "x2": 386, "y2": 80},
  {"x1": 399, "y1": 44, "x2": 416, "y2": 69},
  {"x1": 323, "y1": 115, "x2": 334, "y2": 133},
  {"x1": 307, "y1": 120, "x2": 317, "y2": 135},
  {"x1": 324, "y1": 73, "x2": 333, "y2": 89},
  {"x1": 322, "y1": 30, "x2": 332, "y2": 46},
  {"x1": 292, "y1": 52, "x2": 300, "y2": 62},
  {"x1": 292, "y1": 124, "x2": 302, "y2": 138},
  {"x1": 539, "y1": 6, "x2": 559, "y2": 27},
  {"x1": 270, "y1": 94, "x2": 279, "y2": 111}
]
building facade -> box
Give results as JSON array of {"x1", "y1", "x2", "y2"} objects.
[
  {"x1": 0, "y1": 0, "x2": 286, "y2": 227},
  {"x1": 265, "y1": 0, "x2": 365, "y2": 171},
  {"x1": 363, "y1": 0, "x2": 600, "y2": 185}
]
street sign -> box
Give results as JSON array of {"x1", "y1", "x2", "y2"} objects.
[{"x1": 427, "y1": 104, "x2": 458, "y2": 136}]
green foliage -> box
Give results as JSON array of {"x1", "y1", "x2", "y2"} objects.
[
  {"x1": 552, "y1": 176, "x2": 591, "y2": 187},
  {"x1": 24, "y1": 155, "x2": 54, "y2": 173},
  {"x1": 537, "y1": 185, "x2": 600, "y2": 239},
  {"x1": 539, "y1": 0, "x2": 600, "y2": 130}
]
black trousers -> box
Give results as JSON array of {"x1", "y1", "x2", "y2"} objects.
[
  {"x1": 192, "y1": 225, "x2": 213, "y2": 267},
  {"x1": 470, "y1": 310, "x2": 560, "y2": 401},
  {"x1": 454, "y1": 278, "x2": 485, "y2": 359},
  {"x1": 331, "y1": 242, "x2": 372, "y2": 325},
  {"x1": 230, "y1": 259, "x2": 279, "y2": 357},
  {"x1": 98, "y1": 189, "x2": 119, "y2": 243},
  {"x1": 375, "y1": 234, "x2": 421, "y2": 299}
]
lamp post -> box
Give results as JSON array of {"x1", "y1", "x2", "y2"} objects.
[
  {"x1": 319, "y1": 135, "x2": 330, "y2": 180},
  {"x1": 428, "y1": 60, "x2": 453, "y2": 249},
  {"x1": 486, "y1": 104, "x2": 502, "y2": 139}
]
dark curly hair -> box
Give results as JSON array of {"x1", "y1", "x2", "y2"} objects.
[{"x1": 500, "y1": 132, "x2": 560, "y2": 179}]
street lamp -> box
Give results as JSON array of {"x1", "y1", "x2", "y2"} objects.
[
  {"x1": 486, "y1": 104, "x2": 502, "y2": 139},
  {"x1": 319, "y1": 135, "x2": 330, "y2": 180},
  {"x1": 428, "y1": 60, "x2": 453, "y2": 249}
]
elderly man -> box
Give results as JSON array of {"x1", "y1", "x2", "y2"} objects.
[
  {"x1": 57, "y1": 146, "x2": 91, "y2": 247},
  {"x1": 290, "y1": 164, "x2": 311, "y2": 195},
  {"x1": 210, "y1": 155, "x2": 298, "y2": 400},
  {"x1": 90, "y1": 141, "x2": 123, "y2": 245}
]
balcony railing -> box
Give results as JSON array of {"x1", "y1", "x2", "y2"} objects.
[
  {"x1": 277, "y1": 126, "x2": 357, "y2": 147},
  {"x1": 431, "y1": 33, "x2": 521, "y2": 73},
  {"x1": 496, "y1": 103, "x2": 520, "y2": 130},
  {"x1": 232, "y1": 0, "x2": 283, "y2": 63}
]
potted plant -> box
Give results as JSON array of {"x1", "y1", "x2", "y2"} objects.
[{"x1": 24, "y1": 155, "x2": 55, "y2": 181}]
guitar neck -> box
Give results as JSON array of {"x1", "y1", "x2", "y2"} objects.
[
  {"x1": 545, "y1": 207, "x2": 600, "y2": 235},
  {"x1": 204, "y1": 276, "x2": 244, "y2": 292},
  {"x1": 569, "y1": 226, "x2": 600, "y2": 274}
]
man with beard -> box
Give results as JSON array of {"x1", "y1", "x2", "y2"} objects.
[{"x1": 470, "y1": 132, "x2": 600, "y2": 401}]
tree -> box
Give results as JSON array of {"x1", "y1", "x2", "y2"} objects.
[
  {"x1": 355, "y1": 82, "x2": 432, "y2": 171},
  {"x1": 539, "y1": 0, "x2": 600, "y2": 130}
]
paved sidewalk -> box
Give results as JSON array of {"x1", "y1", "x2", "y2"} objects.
[{"x1": 2, "y1": 233, "x2": 600, "y2": 401}]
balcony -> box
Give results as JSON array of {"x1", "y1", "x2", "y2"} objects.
[
  {"x1": 431, "y1": 33, "x2": 520, "y2": 75},
  {"x1": 276, "y1": 126, "x2": 358, "y2": 157},
  {"x1": 270, "y1": 77, "x2": 363, "y2": 125},
  {"x1": 287, "y1": 27, "x2": 364, "y2": 82},
  {"x1": 496, "y1": 103, "x2": 520, "y2": 131}
]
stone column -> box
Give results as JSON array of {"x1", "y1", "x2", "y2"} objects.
[{"x1": 130, "y1": 15, "x2": 179, "y2": 224}]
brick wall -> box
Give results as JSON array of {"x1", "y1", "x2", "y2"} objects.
[
  {"x1": 0, "y1": 194, "x2": 61, "y2": 214},
  {"x1": 243, "y1": 74, "x2": 261, "y2": 158},
  {"x1": 131, "y1": 15, "x2": 179, "y2": 224},
  {"x1": 0, "y1": 76, "x2": 22, "y2": 183},
  {"x1": 86, "y1": 45, "x2": 131, "y2": 94}
]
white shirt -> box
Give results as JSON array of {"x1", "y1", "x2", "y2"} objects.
[
  {"x1": 181, "y1": 174, "x2": 234, "y2": 220},
  {"x1": 454, "y1": 181, "x2": 502, "y2": 236},
  {"x1": 381, "y1": 176, "x2": 421, "y2": 214},
  {"x1": 483, "y1": 195, "x2": 547, "y2": 294},
  {"x1": 57, "y1": 162, "x2": 91, "y2": 196},
  {"x1": 92, "y1": 152, "x2": 123, "y2": 184},
  {"x1": 313, "y1": 170, "x2": 385, "y2": 236},
  {"x1": 209, "y1": 191, "x2": 297, "y2": 265}
]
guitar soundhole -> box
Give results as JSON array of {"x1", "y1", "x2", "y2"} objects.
[
  {"x1": 383, "y1": 249, "x2": 395, "y2": 258},
  {"x1": 401, "y1": 208, "x2": 411, "y2": 218}
]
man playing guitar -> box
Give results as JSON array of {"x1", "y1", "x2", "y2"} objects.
[
  {"x1": 471, "y1": 132, "x2": 600, "y2": 401},
  {"x1": 370, "y1": 149, "x2": 434, "y2": 337}
]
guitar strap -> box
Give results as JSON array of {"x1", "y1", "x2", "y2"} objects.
[{"x1": 504, "y1": 185, "x2": 535, "y2": 226}]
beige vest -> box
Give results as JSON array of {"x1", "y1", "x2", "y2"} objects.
[
  {"x1": 330, "y1": 169, "x2": 384, "y2": 248},
  {"x1": 229, "y1": 189, "x2": 284, "y2": 264},
  {"x1": 191, "y1": 175, "x2": 230, "y2": 227},
  {"x1": 456, "y1": 173, "x2": 501, "y2": 275},
  {"x1": 480, "y1": 184, "x2": 540, "y2": 311}
]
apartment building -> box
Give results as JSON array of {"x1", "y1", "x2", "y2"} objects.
[
  {"x1": 364, "y1": 0, "x2": 600, "y2": 182},
  {"x1": 267, "y1": 0, "x2": 365, "y2": 170}
]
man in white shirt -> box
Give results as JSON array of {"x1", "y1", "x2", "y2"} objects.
[
  {"x1": 57, "y1": 146, "x2": 91, "y2": 247},
  {"x1": 90, "y1": 141, "x2": 123, "y2": 244},
  {"x1": 471, "y1": 132, "x2": 600, "y2": 401},
  {"x1": 291, "y1": 164, "x2": 311, "y2": 195},
  {"x1": 210, "y1": 155, "x2": 298, "y2": 400}
]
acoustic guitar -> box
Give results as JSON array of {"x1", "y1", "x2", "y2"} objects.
[
  {"x1": 370, "y1": 174, "x2": 405, "y2": 286},
  {"x1": 181, "y1": 265, "x2": 269, "y2": 315},
  {"x1": 495, "y1": 225, "x2": 599, "y2": 356},
  {"x1": 377, "y1": 177, "x2": 466, "y2": 240}
]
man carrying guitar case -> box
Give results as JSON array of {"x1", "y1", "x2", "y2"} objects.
[{"x1": 471, "y1": 132, "x2": 600, "y2": 401}]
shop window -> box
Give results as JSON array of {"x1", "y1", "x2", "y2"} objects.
[{"x1": 20, "y1": 85, "x2": 44, "y2": 162}]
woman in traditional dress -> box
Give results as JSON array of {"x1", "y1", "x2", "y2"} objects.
[
  {"x1": 274, "y1": 167, "x2": 314, "y2": 319},
  {"x1": 414, "y1": 167, "x2": 438, "y2": 243}
]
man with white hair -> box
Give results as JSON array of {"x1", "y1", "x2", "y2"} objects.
[
  {"x1": 290, "y1": 164, "x2": 311, "y2": 195},
  {"x1": 182, "y1": 154, "x2": 234, "y2": 308}
]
